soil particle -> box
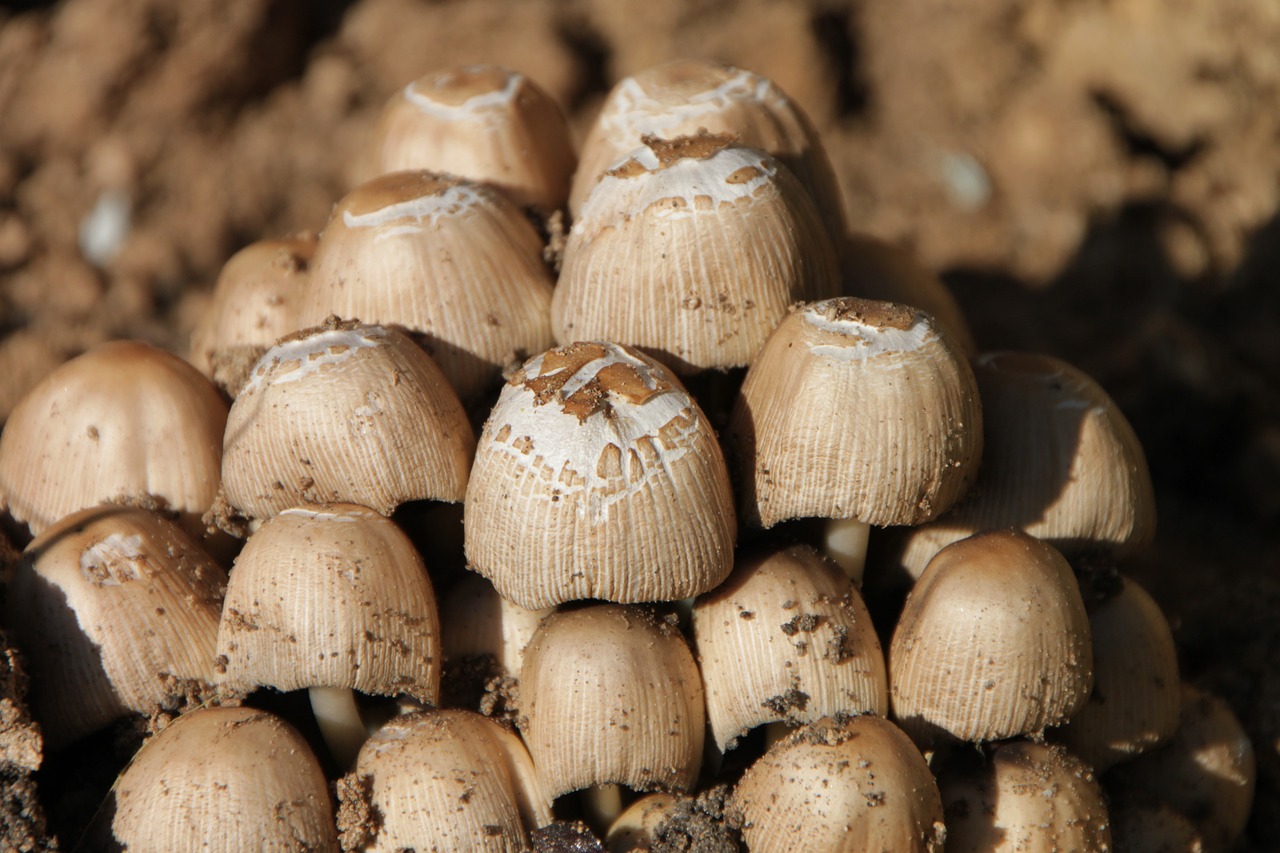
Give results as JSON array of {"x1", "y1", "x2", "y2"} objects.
[
  {"x1": 648, "y1": 785, "x2": 743, "y2": 853},
  {"x1": 531, "y1": 820, "x2": 605, "y2": 852},
  {"x1": 335, "y1": 772, "x2": 380, "y2": 852}
]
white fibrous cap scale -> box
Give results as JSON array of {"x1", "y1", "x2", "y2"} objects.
[
  {"x1": 341, "y1": 183, "x2": 486, "y2": 241},
  {"x1": 403, "y1": 67, "x2": 523, "y2": 121},
  {"x1": 241, "y1": 325, "x2": 385, "y2": 395},
  {"x1": 803, "y1": 302, "x2": 935, "y2": 361},
  {"x1": 601, "y1": 69, "x2": 789, "y2": 139}
]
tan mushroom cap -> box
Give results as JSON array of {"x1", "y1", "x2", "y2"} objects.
[
  {"x1": 465, "y1": 341, "x2": 735, "y2": 609},
  {"x1": 441, "y1": 572, "x2": 552, "y2": 680},
  {"x1": 219, "y1": 320, "x2": 474, "y2": 524},
  {"x1": 343, "y1": 709, "x2": 552, "y2": 852},
  {"x1": 893, "y1": 350, "x2": 1157, "y2": 580},
  {"x1": 733, "y1": 715, "x2": 945, "y2": 853},
  {"x1": 519, "y1": 604, "x2": 705, "y2": 799},
  {"x1": 188, "y1": 233, "x2": 316, "y2": 396},
  {"x1": 570, "y1": 58, "x2": 846, "y2": 238},
  {"x1": 298, "y1": 170, "x2": 555, "y2": 401},
  {"x1": 938, "y1": 741, "x2": 1112, "y2": 852},
  {"x1": 358, "y1": 65, "x2": 576, "y2": 215},
  {"x1": 729, "y1": 297, "x2": 982, "y2": 529},
  {"x1": 216, "y1": 503, "x2": 440, "y2": 704},
  {"x1": 108, "y1": 706, "x2": 339, "y2": 852},
  {"x1": 0, "y1": 340, "x2": 227, "y2": 539},
  {"x1": 693, "y1": 544, "x2": 887, "y2": 751},
  {"x1": 553, "y1": 134, "x2": 840, "y2": 375},
  {"x1": 4, "y1": 505, "x2": 225, "y2": 748},
  {"x1": 889, "y1": 529, "x2": 1092, "y2": 745},
  {"x1": 604, "y1": 792, "x2": 684, "y2": 853}
]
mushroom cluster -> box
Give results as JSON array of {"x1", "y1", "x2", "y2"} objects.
[{"x1": 0, "y1": 59, "x2": 1256, "y2": 852}]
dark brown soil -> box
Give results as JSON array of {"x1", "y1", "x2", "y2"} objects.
[{"x1": 1, "y1": 1, "x2": 1277, "y2": 850}]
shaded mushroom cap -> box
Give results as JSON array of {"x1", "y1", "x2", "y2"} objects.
[
  {"x1": 107, "y1": 706, "x2": 338, "y2": 852},
  {"x1": 892, "y1": 350, "x2": 1157, "y2": 580},
  {"x1": 216, "y1": 503, "x2": 440, "y2": 704},
  {"x1": 569, "y1": 59, "x2": 845, "y2": 238},
  {"x1": 1054, "y1": 572, "x2": 1180, "y2": 771},
  {"x1": 604, "y1": 793, "x2": 684, "y2": 853},
  {"x1": 728, "y1": 297, "x2": 982, "y2": 529},
  {"x1": 342, "y1": 709, "x2": 552, "y2": 852},
  {"x1": 938, "y1": 740, "x2": 1112, "y2": 852},
  {"x1": 553, "y1": 134, "x2": 840, "y2": 375},
  {"x1": 298, "y1": 171, "x2": 555, "y2": 400},
  {"x1": 693, "y1": 543, "x2": 887, "y2": 751},
  {"x1": 358, "y1": 65, "x2": 576, "y2": 215},
  {"x1": 733, "y1": 715, "x2": 945, "y2": 853},
  {"x1": 441, "y1": 572, "x2": 552, "y2": 680},
  {"x1": 219, "y1": 320, "x2": 474, "y2": 525},
  {"x1": 4, "y1": 505, "x2": 225, "y2": 748},
  {"x1": 0, "y1": 340, "x2": 227, "y2": 540},
  {"x1": 465, "y1": 341, "x2": 735, "y2": 609},
  {"x1": 889, "y1": 530, "x2": 1092, "y2": 745},
  {"x1": 519, "y1": 604, "x2": 705, "y2": 799},
  {"x1": 188, "y1": 233, "x2": 315, "y2": 396}
]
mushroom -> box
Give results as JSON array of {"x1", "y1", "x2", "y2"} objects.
[
  {"x1": 553, "y1": 133, "x2": 839, "y2": 375},
  {"x1": 0, "y1": 340, "x2": 227, "y2": 543},
  {"x1": 339, "y1": 708, "x2": 552, "y2": 852},
  {"x1": 215, "y1": 503, "x2": 441, "y2": 768},
  {"x1": 692, "y1": 543, "x2": 887, "y2": 751},
  {"x1": 888, "y1": 350, "x2": 1156, "y2": 582},
  {"x1": 519, "y1": 605, "x2": 705, "y2": 817},
  {"x1": 733, "y1": 715, "x2": 945, "y2": 853},
  {"x1": 603, "y1": 793, "x2": 683, "y2": 853},
  {"x1": 937, "y1": 740, "x2": 1112, "y2": 852},
  {"x1": 104, "y1": 705, "x2": 339, "y2": 851},
  {"x1": 357, "y1": 65, "x2": 576, "y2": 217},
  {"x1": 727, "y1": 297, "x2": 981, "y2": 582},
  {"x1": 4, "y1": 505, "x2": 225, "y2": 748},
  {"x1": 296, "y1": 170, "x2": 556, "y2": 401},
  {"x1": 218, "y1": 319, "x2": 474, "y2": 528},
  {"x1": 569, "y1": 58, "x2": 845, "y2": 239},
  {"x1": 441, "y1": 572, "x2": 552, "y2": 681},
  {"x1": 889, "y1": 529, "x2": 1092, "y2": 746},
  {"x1": 188, "y1": 232, "x2": 315, "y2": 397},
  {"x1": 465, "y1": 341, "x2": 735, "y2": 609}
]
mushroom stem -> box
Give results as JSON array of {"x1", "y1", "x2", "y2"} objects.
[
  {"x1": 823, "y1": 517, "x2": 870, "y2": 585},
  {"x1": 581, "y1": 783, "x2": 626, "y2": 834},
  {"x1": 309, "y1": 686, "x2": 367, "y2": 770}
]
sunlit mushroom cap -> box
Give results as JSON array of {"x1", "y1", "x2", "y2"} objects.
[
  {"x1": 5, "y1": 505, "x2": 225, "y2": 748},
  {"x1": 216, "y1": 503, "x2": 440, "y2": 704},
  {"x1": 108, "y1": 706, "x2": 339, "y2": 852},
  {"x1": 693, "y1": 544, "x2": 887, "y2": 750},
  {"x1": 188, "y1": 233, "x2": 315, "y2": 396},
  {"x1": 733, "y1": 715, "x2": 945, "y2": 853},
  {"x1": 359, "y1": 65, "x2": 576, "y2": 215},
  {"x1": 553, "y1": 134, "x2": 839, "y2": 375},
  {"x1": 0, "y1": 340, "x2": 227, "y2": 539},
  {"x1": 341, "y1": 708, "x2": 552, "y2": 852},
  {"x1": 298, "y1": 171, "x2": 555, "y2": 400},
  {"x1": 889, "y1": 529, "x2": 1092, "y2": 745},
  {"x1": 465, "y1": 341, "x2": 735, "y2": 609},
  {"x1": 570, "y1": 58, "x2": 845, "y2": 236},
  {"x1": 219, "y1": 320, "x2": 474, "y2": 525},
  {"x1": 729, "y1": 297, "x2": 981, "y2": 529},
  {"x1": 519, "y1": 604, "x2": 705, "y2": 799}
]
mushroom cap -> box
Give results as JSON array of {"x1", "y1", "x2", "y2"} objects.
[
  {"x1": 298, "y1": 171, "x2": 555, "y2": 401},
  {"x1": 108, "y1": 706, "x2": 338, "y2": 852},
  {"x1": 604, "y1": 792, "x2": 684, "y2": 852},
  {"x1": 892, "y1": 350, "x2": 1156, "y2": 579},
  {"x1": 216, "y1": 503, "x2": 440, "y2": 703},
  {"x1": 553, "y1": 134, "x2": 840, "y2": 375},
  {"x1": 440, "y1": 572, "x2": 552, "y2": 680},
  {"x1": 693, "y1": 543, "x2": 887, "y2": 750},
  {"x1": 0, "y1": 340, "x2": 227, "y2": 539},
  {"x1": 519, "y1": 604, "x2": 705, "y2": 798},
  {"x1": 5, "y1": 505, "x2": 226, "y2": 748},
  {"x1": 219, "y1": 320, "x2": 474, "y2": 523},
  {"x1": 343, "y1": 708, "x2": 552, "y2": 852},
  {"x1": 733, "y1": 715, "x2": 945, "y2": 853},
  {"x1": 358, "y1": 65, "x2": 576, "y2": 215},
  {"x1": 188, "y1": 233, "x2": 316, "y2": 396},
  {"x1": 569, "y1": 58, "x2": 845, "y2": 236},
  {"x1": 889, "y1": 529, "x2": 1093, "y2": 744},
  {"x1": 729, "y1": 297, "x2": 982, "y2": 528},
  {"x1": 465, "y1": 341, "x2": 735, "y2": 608},
  {"x1": 938, "y1": 740, "x2": 1112, "y2": 852}
]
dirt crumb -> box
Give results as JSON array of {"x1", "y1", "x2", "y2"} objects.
[
  {"x1": 650, "y1": 785, "x2": 743, "y2": 853},
  {"x1": 531, "y1": 820, "x2": 604, "y2": 852},
  {"x1": 335, "y1": 772, "x2": 380, "y2": 852}
]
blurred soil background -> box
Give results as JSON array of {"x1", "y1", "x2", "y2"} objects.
[{"x1": 0, "y1": 0, "x2": 1277, "y2": 848}]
